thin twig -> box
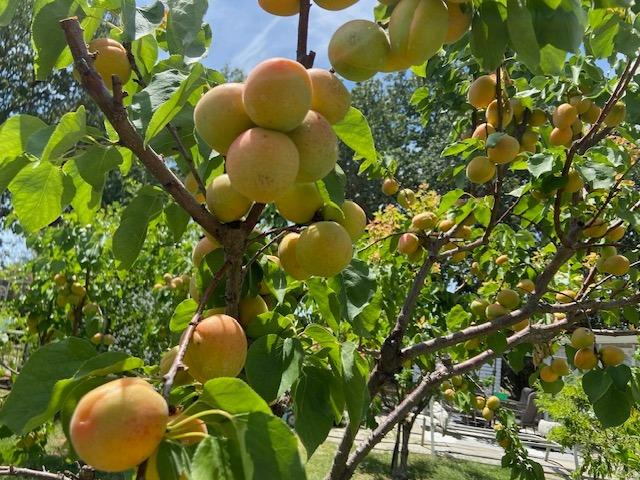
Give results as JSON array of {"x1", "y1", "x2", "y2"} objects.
[
  {"x1": 0, "y1": 466, "x2": 77, "y2": 480},
  {"x1": 296, "y1": 0, "x2": 315, "y2": 68}
]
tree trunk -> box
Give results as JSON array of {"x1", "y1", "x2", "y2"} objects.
[{"x1": 390, "y1": 421, "x2": 402, "y2": 473}]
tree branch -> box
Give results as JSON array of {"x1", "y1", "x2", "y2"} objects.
[
  {"x1": 0, "y1": 466, "x2": 77, "y2": 480},
  {"x1": 296, "y1": 0, "x2": 315, "y2": 68}
]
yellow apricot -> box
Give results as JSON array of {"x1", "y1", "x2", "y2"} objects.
[
  {"x1": 604, "y1": 101, "x2": 626, "y2": 127},
  {"x1": 275, "y1": 183, "x2": 323, "y2": 224},
  {"x1": 486, "y1": 99, "x2": 513, "y2": 128},
  {"x1": 184, "y1": 314, "x2": 247, "y2": 382},
  {"x1": 445, "y1": 1, "x2": 472, "y2": 44},
  {"x1": 582, "y1": 103, "x2": 601, "y2": 124},
  {"x1": 553, "y1": 103, "x2": 578, "y2": 129},
  {"x1": 238, "y1": 296, "x2": 269, "y2": 328},
  {"x1": 600, "y1": 345, "x2": 625, "y2": 366},
  {"x1": 438, "y1": 218, "x2": 455, "y2": 232},
  {"x1": 487, "y1": 134, "x2": 519, "y2": 164},
  {"x1": 339, "y1": 200, "x2": 367, "y2": 241},
  {"x1": 550, "y1": 358, "x2": 570, "y2": 376},
  {"x1": 539, "y1": 365, "x2": 559, "y2": 383},
  {"x1": 328, "y1": 20, "x2": 390, "y2": 81},
  {"x1": 206, "y1": 174, "x2": 252, "y2": 223},
  {"x1": 387, "y1": 0, "x2": 448, "y2": 68},
  {"x1": 308, "y1": 69, "x2": 351, "y2": 124},
  {"x1": 486, "y1": 395, "x2": 500, "y2": 410},
  {"x1": 570, "y1": 327, "x2": 594, "y2": 349},
  {"x1": 278, "y1": 233, "x2": 311, "y2": 281},
  {"x1": 470, "y1": 299, "x2": 488, "y2": 317},
  {"x1": 444, "y1": 388, "x2": 456, "y2": 402},
  {"x1": 564, "y1": 169, "x2": 583, "y2": 193},
  {"x1": 313, "y1": 0, "x2": 359, "y2": 10},
  {"x1": 398, "y1": 233, "x2": 420, "y2": 255},
  {"x1": 87, "y1": 38, "x2": 131, "y2": 91},
  {"x1": 583, "y1": 219, "x2": 608, "y2": 238},
  {"x1": 243, "y1": 58, "x2": 312, "y2": 132},
  {"x1": 288, "y1": 111, "x2": 338, "y2": 182},
  {"x1": 570, "y1": 95, "x2": 592, "y2": 114},
  {"x1": 600, "y1": 254, "x2": 630, "y2": 276},
  {"x1": 556, "y1": 289, "x2": 577, "y2": 304},
  {"x1": 549, "y1": 127, "x2": 572, "y2": 147},
  {"x1": 528, "y1": 109, "x2": 547, "y2": 127},
  {"x1": 606, "y1": 224, "x2": 625, "y2": 242},
  {"x1": 574, "y1": 348, "x2": 598, "y2": 370},
  {"x1": 70, "y1": 378, "x2": 168, "y2": 472},
  {"x1": 495, "y1": 254, "x2": 508, "y2": 265},
  {"x1": 474, "y1": 396, "x2": 486, "y2": 410},
  {"x1": 472, "y1": 122, "x2": 495, "y2": 140},
  {"x1": 496, "y1": 289, "x2": 520, "y2": 309},
  {"x1": 516, "y1": 279, "x2": 535, "y2": 294},
  {"x1": 466, "y1": 155, "x2": 496, "y2": 184},
  {"x1": 486, "y1": 303, "x2": 509, "y2": 320},
  {"x1": 412, "y1": 212, "x2": 437, "y2": 230},
  {"x1": 194, "y1": 83, "x2": 255, "y2": 154},
  {"x1": 296, "y1": 222, "x2": 353, "y2": 277},
  {"x1": 258, "y1": 0, "x2": 300, "y2": 15},
  {"x1": 192, "y1": 236, "x2": 221, "y2": 268},
  {"x1": 482, "y1": 407, "x2": 494, "y2": 421},
  {"x1": 226, "y1": 128, "x2": 299, "y2": 203},
  {"x1": 468, "y1": 75, "x2": 496, "y2": 109},
  {"x1": 382, "y1": 178, "x2": 400, "y2": 195}
]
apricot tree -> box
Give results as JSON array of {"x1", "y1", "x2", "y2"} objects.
[{"x1": 0, "y1": 1, "x2": 639, "y2": 480}]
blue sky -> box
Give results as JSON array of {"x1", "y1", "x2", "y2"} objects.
[{"x1": 205, "y1": 1, "x2": 374, "y2": 72}]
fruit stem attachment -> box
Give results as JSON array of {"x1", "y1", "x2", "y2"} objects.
[{"x1": 166, "y1": 408, "x2": 234, "y2": 431}]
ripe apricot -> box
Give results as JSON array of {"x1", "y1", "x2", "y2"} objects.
[
  {"x1": 87, "y1": 38, "x2": 131, "y2": 91},
  {"x1": 600, "y1": 345, "x2": 625, "y2": 366},
  {"x1": 194, "y1": 83, "x2": 255, "y2": 154},
  {"x1": 438, "y1": 218, "x2": 455, "y2": 232},
  {"x1": 583, "y1": 219, "x2": 608, "y2": 238},
  {"x1": 511, "y1": 318, "x2": 529, "y2": 332},
  {"x1": 308, "y1": 69, "x2": 351, "y2": 124},
  {"x1": 574, "y1": 348, "x2": 598, "y2": 370},
  {"x1": 495, "y1": 254, "x2": 508, "y2": 265},
  {"x1": 474, "y1": 396, "x2": 486, "y2": 410},
  {"x1": 184, "y1": 314, "x2": 247, "y2": 382},
  {"x1": 69, "y1": 378, "x2": 168, "y2": 472},
  {"x1": 606, "y1": 224, "x2": 625, "y2": 242},
  {"x1": 600, "y1": 254, "x2": 630, "y2": 276},
  {"x1": 338, "y1": 200, "x2": 367, "y2": 241},
  {"x1": 604, "y1": 101, "x2": 626, "y2": 127},
  {"x1": 444, "y1": 388, "x2": 456, "y2": 401},
  {"x1": 539, "y1": 365, "x2": 559, "y2": 383},
  {"x1": 328, "y1": 20, "x2": 390, "y2": 81},
  {"x1": 486, "y1": 99, "x2": 513, "y2": 128},
  {"x1": 398, "y1": 233, "x2": 420, "y2": 255},
  {"x1": 570, "y1": 327, "x2": 595, "y2": 349},
  {"x1": 487, "y1": 134, "x2": 519, "y2": 164},
  {"x1": 238, "y1": 296, "x2": 269, "y2": 328},
  {"x1": 387, "y1": 0, "x2": 448, "y2": 68},
  {"x1": 314, "y1": 0, "x2": 359, "y2": 10},
  {"x1": 275, "y1": 183, "x2": 323, "y2": 224},
  {"x1": 496, "y1": 289, "x2": 520, "y2": 310},
  {"x1": 564, "y1": 169, "x2": 583, "y2": 193},
  {"x1": 206, "y1": 174, "x2": 252, "y2": 223},
  {"x1": 570, "y1": 95, "x2": 592, "y2": 114},
  {"x1": 468, "y1": 75, "x2": 496, "y2": 109},
  {"x1": 258, "y1": 0, "x2": 300, "y2": 15},
  {"x1": 382, "y1": 178, "x2": 400, "y2": 195},
  {"x1": 192, "y1": 236, "x2": 221, "y2": 268},
  {"x1": 278, "y1": 233, "x2": 311, "y2": 281},
  {"x1": 486, "y1": 395, "x2": 500, "y2": 410},
  {"x1": 486, "y1": 303, "x2": 509, "y2": 320},
  {"x1": 471, "y1": 122, "x2": 495, "y2": 140},
  {"x1": 445, "y1": 1, "x2": 472, "y2": 44},
  {"x1": 482, "y1": 406, "x2": 494, "y2": 421},
  {"x1": 517, "y1": 279, "x2": 535, "y2": 294},
  {"x1": 553, "y1": 103, "x2": 578, "y2": 129},
  {"x1": 243, "y1": 58, "x2": 312, "y2": 132},
  {"x1": 466, "y1": 155, "x2": 496, "y2": 184},
  {"x1": 296, "y1": 221, "x2": 353, "y2": 277},
  {"x1": 226, "y1": 128, "x2": 299, "y2": 203},
  {"x1": 521, "y1": 129, "x2": 539, "y2": 147},
  {"x1": 550, "y1": 358, "x2": 570, "y2": 376},
  {"x1": 412, "y1": 212, "x2": 437, "y2": 230},
  {"x1": 549, "y1": 127, "x2": 572, "y2": 147},
  {"x1": 288, "y1": 111, "x2": 338, "y2": 182}
]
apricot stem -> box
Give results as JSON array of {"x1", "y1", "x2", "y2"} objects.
[{"x1": 166, "y1": 409, "x2": 233, "y2": 430}]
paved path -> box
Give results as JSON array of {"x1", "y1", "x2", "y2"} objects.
[{"x1": 326, "y1": 414, "x2": 576, "y2": 480}]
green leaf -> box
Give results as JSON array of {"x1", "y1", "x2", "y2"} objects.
[
  {"x1": 437, "y1": 189, "x2": 465, "y2": 214},
  {"x1": 582, "y1": 369, "x2": 612, "y2": 404},
  {"x1": 446, "y1": 305, "x2": 471, "y2": 331},
  {"x1": 334, "y1": 259, "x2": 376, "y2": 321},
  {"x1": 333, "y1": 107, "x2": 378, "y2": 167},
  {"x1": 341, "y1": 342, "x2": 368, "y2": 430},
  {"x1": 527, "y1": 153, "x2": 554, "y2": 178},
  {"x1": 121, "y1": 0, "x2": 165, "y2": 42},
  {"x1": 145, "y1": 64, "x2": 206, "y2": 145},
  {"x1": 245, "y1": 335, "x2": 304, "y2": 403},
  {"x1": 200, "y1": 378, "x2": 271, "y2": 415},
  {"x1": 166, "y1": 0, "x2": 210, "y2": 61},
  {"x1": 0, "y1": 0, "x2": 19, "y2": 26},
  {"x1": 169, "y1": 299, "x2": 198, "y2": 332},
  {"x1": 112, "y1": 186, "x2": 165, "y2": 269},
  {"x1": 130, "y1": 69, "x2": 188, "y2": 131},
  {"x1": 592, "y1": 387, "x2": 631, "y2": 427},
  {"x1": 471, "y1": 1, "x2": 509, "y2": 71},
  {"x1": 0, "y1": 114, "x2": 47, "y2": 160},
  {"x1": 539, "y1": 44, "x2": 567, "y2": 75},
  {"x1": 506, "y1": 0, "x2": 540, "y2": 72},
  {"x1": 165, "y1": 202, "x2": 191, "y2": 242},
  {"x1": 306, "y1": 279, "x2": 341, "y2": 332},
  {"x1": 191, "y1": 435, "x2": 239, "y2": 480},
  {"x1": 9, "y1": 160, "x2": 75, "y2": 232},
  {"x1": 154, "y1": 440, "x2": 191, "y2": 480},
  {"x1": 0, "y1": 156, "x2": 31, "y2": 193},
  {"x1": 487, "y1": 331, "x2": 508, "y2": 355},
  {"x1": 304, "y1": 324, "x2": 342, "y2": 371},
  {"x1": 533, "y1": 1, "x2": 585, "y2": 53},
  {"x1": 31, "y1": 0, "x2": 81, "y2": 79},
  {"x1": 589, "y1": 11, "x2": 619, "y2": 58},
  {"x1": 605, "y1": 365, "x2": 632, "y2": 390},
  {"x1": 42, "y1": 106, "x2": 86, "y2": 161},
  {"x1": 292, "y1": 366, "x2": 335, "y2": 457}
]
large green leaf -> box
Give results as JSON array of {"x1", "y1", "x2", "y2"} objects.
[
  {"x1": 169, "y1": 299, "x2": 198, "y2": 332},
  {"x1": 191, "y1": 435, "x2": 240, "y2": 480},
  {"x1": 592, "y1": 387, "x2": 632, "y2": 427},
  {"x1": 245, "y1": 335, "x2": 303, "y2": 403},
  {"x1": 341, "y1": 342, "x2": 368, "y2": 431},
  {"x1": 200, "y1": 378, "x2": 271, "y2": 415},
  {"x1": 528, "y1": 153, "x2": 554, "y2": 178},
  {"x1": 506, "y1": 0, "x2": 541, "y2": 72},
  {"x1": 333, "y1": 107, "x2": 378, "y2": 171},
  {"x1": 166, "y1": 0, "x2": 210, "y2": 61},
  {"x1": 42, "y1": 106, "x2": 86, "y2": 161},
  {"x1": 0, "y1": 114, "x2": 47, "y2": 160},
  {"x1": 112, "y1": 185, "x2": 165, "y2": 269},
  {"x1": 130, "y1": 69, "x2": 188, "y2": 131},
  {"x1": 0, "y1": 156, "x2": 31, "y2": 193},
  {"x1": 121, "y1": 0, "x2": 165, "y2": 42},
  {"x1": 165, "y1": 202, "x2": 191, "y2": 242},
  {"x1": 582, "y1": 369, "x2": 612, "y2": 404},
  {"x1": 471, "y1": 1, "x2": 509, "y2": 71},
  {"x1": 292, "y1": 366, "x2": 335, "y2": 457},
  {"x1": 331, "y1": 258, "x2": 376, "y2": 322},
  {"x1": 9, "y1": 159, "x2": 75, "y2": 232}
]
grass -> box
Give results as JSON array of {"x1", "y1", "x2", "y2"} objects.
[{"x1": 307, "y1": 442, "x2": 513, "y2": 480}]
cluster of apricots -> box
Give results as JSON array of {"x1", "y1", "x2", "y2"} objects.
[
  {"x1": 465, "y1": 73, "x2": 627, "y2": 187},
  {"x1": 69, "y1": 377, "x2": 207, "y2": 475},
  {"x1": 193, "y1": 57, "x2": 367, "y2": 279},
  {"x1": 442, "y1": 375, "x2": 502, "y2": 421},
  {"x1": 326, "y1": 0, "x2": 472, "y2": 81}
]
